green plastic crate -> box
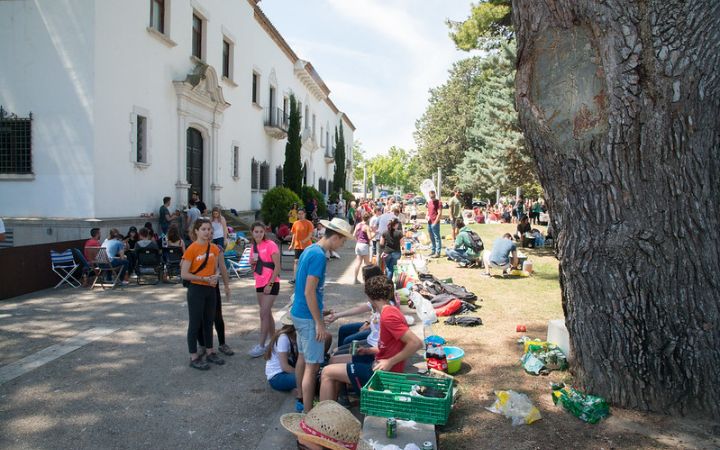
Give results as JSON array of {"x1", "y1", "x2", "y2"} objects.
[{"x1": 360, "y1": 371, "x2": 453, "y2": 425}]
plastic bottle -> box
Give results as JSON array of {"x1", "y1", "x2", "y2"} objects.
[{"x1": 423, "y1": 320, "x2": 433, "y2": 340}]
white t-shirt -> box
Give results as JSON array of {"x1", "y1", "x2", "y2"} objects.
[
  {"x1": 265, "y1": 333, "x2": 291, "y2": 380},
  {"x1": 366, "y1": 307, "x2": 381, "y2": 347}
]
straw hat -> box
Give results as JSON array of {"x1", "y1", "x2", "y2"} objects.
[
  {"x1": 280, "y1": 400, "x2": 361, "y2": 450},
  {"x1": 319, "y1": 218, "x2": 354, "y2": 239}
]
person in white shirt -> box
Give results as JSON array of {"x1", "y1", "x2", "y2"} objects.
[
  {"x1": 368, "y1": 207, "x2": 382, "y2": 260},
  {"x1": 265, "y1": 315, "x2": 298, "y2": 392}
]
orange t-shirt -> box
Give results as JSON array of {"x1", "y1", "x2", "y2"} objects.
[
  {"x1": 182, "y1": 241, "x2": 221, "y2": 286},
  {"x1": 291, "y1": 219, "x2": 314, "y2": 250}
]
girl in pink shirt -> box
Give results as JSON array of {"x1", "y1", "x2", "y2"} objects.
[{"x1": 248, "y1": 222, "x2": 281, "y2": 358}]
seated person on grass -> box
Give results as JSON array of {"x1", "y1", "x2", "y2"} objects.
[
  {"x1": 482, "y1": 233, "x2": 519, "y2": 277},
  {"x1": 445, "y1": 218, "x2": 483, "y2": 267},
  {"x1": 514, "y1": 215, "x2": 534, "y2": 248},
  {"x1": 319, "y1": 276, "x2": 423, "y2": 402}
]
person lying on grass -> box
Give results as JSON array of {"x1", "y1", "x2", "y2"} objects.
[{"x1": 319, "y1": 275, "x2": 423, "y2": 403}]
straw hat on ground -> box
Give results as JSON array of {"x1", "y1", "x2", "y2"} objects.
[
  {"x1": 319, "y1": 218, "x2": 354, "y2": 239},
  {"x1": 280, "y1": 400, "x2": 361, "y2": 450}
]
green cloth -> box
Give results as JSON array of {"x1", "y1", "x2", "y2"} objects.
[
  {"x1": 449, "y1": 196, "x2": 462, "y2": 218},
  {"x1": 454, "y1": 226, "x2": 480, "y2": 258},
  {"x1": 531, "y1": 201, "x2": 542, "y2": 213}
]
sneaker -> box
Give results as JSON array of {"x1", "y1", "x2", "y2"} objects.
[
  {"x1": 430, "y1": 253, "x2": 440, "y2": 259},
  {"x1": 189, "y1": 357, "x2": 210, "y2": 370},
  {"x1": 480, "y1": 272, "x2": 492, "y2": 278},
  {"x1": 218, "y1": 344, "x2": 234, "y2": 356},
  {"x1": 295, "y1": 399, "x2": 304, "y2": 413},
  {"x1": 248, "y1": 344, "x2": 266, "y2": 358},
  {"x1": 205, "y1": 352, "x2": 225, "y2": 365}
]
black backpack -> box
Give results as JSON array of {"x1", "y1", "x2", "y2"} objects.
[{"x1": 465, "y1": 230, "x2": 484, "y2": 253}]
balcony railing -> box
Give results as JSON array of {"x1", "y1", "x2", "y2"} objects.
[
  {"x1": 324, "y1": 146, "x2": 335, "y2": 162},
  {"x1": 263, "y1": 107, "x2": 288, "y2": 139},
  {"x1": 264, "y1": 107, "x2": 288, "y2": 130}
]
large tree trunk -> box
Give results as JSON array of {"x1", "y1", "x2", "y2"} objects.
[{"x1": 513, "y1": 0, "x2": 720, "y2": 414}]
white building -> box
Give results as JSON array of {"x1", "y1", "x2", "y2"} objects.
[{"x1": 0, "y1": 0, "x2": 354, "y2": 245}]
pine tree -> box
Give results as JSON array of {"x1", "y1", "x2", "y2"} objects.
[
  {"x1": 333, "y1": 122, "x2": 346, "y2": 193},
  {"x1": 455, "y1": 43, "x2": 536, "y2": 197},
  {"x1": 283, "y1": 94, "x2": 302, "y2": 195}
]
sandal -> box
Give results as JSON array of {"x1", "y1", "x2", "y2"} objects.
[
  {"x1": 189, "y1": 357, "x2": 209, "y2": 371},
  {"x1": 218, "y1": 344, "x2": 234, "y2": 356}
]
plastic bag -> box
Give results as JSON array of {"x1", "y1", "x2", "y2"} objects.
[
  {"x1": 412, "y1": 292, "x2": 437, "y2": 324},
  {"x1": 486, "y1": 390, "x2": 542, "y2": 426},
  {"x1": 520, "y1": 352, "x2": 547, "y2": 375},
  {"x1": 552, "y1": 384, "x2": 609, "y2": 424}
]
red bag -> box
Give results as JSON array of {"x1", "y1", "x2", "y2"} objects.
[{"x1": 435, "y1": 299, "x2": 463, "y2": 316}]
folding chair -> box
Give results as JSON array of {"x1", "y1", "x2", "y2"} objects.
[
  {"x1": 136, "y1": 247, "x2": 163, "y2": 285},
  {"x1": 227, "y1": 247, "x2": 252, "y2": 278},
  {"x1": 164, "y1": 246, "x2": 183, "y2": 283},
  {"x1": 86, "y1": 247, "x2": 123, "y2": 290},
  {"x1": 50, "y1": 249, "x2": 81, "y2": 288}
]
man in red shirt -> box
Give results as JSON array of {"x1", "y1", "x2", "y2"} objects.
[
  {"x1": 84, "y1": 228, "x2": 102, "y2": 261},
  {"x1": 427, "y1": 189, "x2": 443, "y2": 258},
  {"x1": 319, "y1": 275, "x2": 423, "y2": 402}
]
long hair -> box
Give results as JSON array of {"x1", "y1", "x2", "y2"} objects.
[
  {"x1": 264, "y1": 325, "x2": 297, "y2": 361},
  {"x1": 167, "y1": 223, "x2": 181, "y2": 242}
]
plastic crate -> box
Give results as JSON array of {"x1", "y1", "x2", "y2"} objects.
[{"x1": 360, "y1": 371, "x2": 453, "y2": 425}]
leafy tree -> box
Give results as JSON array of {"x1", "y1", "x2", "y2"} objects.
[
  {"x1": 283, "y1": 94, "x2": 302, "y2": 195},
  {"x1": 260, "y1": 186, "x2": 300, "y2": 227},
  {"x1": 447, "y1": 0, "x2": 512, "y2": 51},
  {"x1": 365, "y1": 146, "x2": 419, "y2": 193},
  {"x1": 332, "y1": 123, "x2": 346, "y2": 193},
  {"x1": 515, "y1": 1, "x2": 720, "y2": 414},
  {"x1": 455, "y1": 43, "x2": 538, "y2": 198},
  {"x1": 351, "y1": 141, "x2": 366, "y2": 184},
  {"x1": 414, "y1": 57, "x2": 486, "y2": 188}
]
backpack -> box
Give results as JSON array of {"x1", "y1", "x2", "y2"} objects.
[{"x1": 464, "y1": 230, "x2": 484, "y2": 253}]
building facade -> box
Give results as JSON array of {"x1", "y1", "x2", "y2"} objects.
[{"x1": 0, "y1": 0, "x2": 354, "y2": 244}]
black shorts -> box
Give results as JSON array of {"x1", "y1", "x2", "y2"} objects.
[
  {"x1": 294, "y1": 249, "x2": 304, "y2": 260},
  {"x1": 256, "y1": 282, "x2": 280, "y2": 295}
]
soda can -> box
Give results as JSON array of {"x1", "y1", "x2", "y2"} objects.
[
  {"x1": 516, "y1": 324, "x2": 527, "y2": 332},
  {"x1": 386, "y1": 418, "x2": 397, "y2": 439},
  {"x1": 351, "y1": 340, "x2": 360, "y2": 356},
  {"x1": 422, "y1": 442, "x2": 434, "y2": 450}
]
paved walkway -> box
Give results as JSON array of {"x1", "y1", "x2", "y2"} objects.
[{"x1": 0, "y1": 244, "x2": 367, "y2": 450}]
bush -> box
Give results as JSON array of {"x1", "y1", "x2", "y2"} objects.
[
  {"x1": 260, "y1": 187, "x2": 301, "y2": 227},
  {"x1": 300, "y1": 185, "x2": 327, "y2": 218},
  {"x1": 342, "y1": 190, "x2": 356, "y2": 205}
]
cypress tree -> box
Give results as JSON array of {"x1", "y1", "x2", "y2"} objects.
[
  {"x1": 283, "y1": 94, "x2": 302, "y2": 195},
  {"x1": 333, "y1": 122, "x2": 346, "y2": 193}
]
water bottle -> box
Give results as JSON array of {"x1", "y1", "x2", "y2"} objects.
[{"x1": 423, "y1": 319, "x2": 433, "y2": 340}]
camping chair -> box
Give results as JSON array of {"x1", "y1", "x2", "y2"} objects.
[
  {"x1": 164, "y1": 246, "x2": 183, "y2": 283},
  {"x1": 135, "y1": 247, "x2": 163, "y2": 285},
  {"x1": 50, "y1": 249, "x2": 81, "y2": 288},
  {"x1": 227, "y1": 247, "x2": 252, "y2": 278},
  {"x1": 85, "y1": 246, "x2": 123, "y2": 290}
]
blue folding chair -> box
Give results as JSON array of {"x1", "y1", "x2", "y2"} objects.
[{"x1": 50, "y1": 249, "x2": 81, "y2": 288}]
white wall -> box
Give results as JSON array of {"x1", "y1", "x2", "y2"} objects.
[
  {"x1": 1, "y1": 0, "x2": 355, "y2": 221},
  {"x1": 0, "y1": 0, "x2": 96, "y2": 218}
]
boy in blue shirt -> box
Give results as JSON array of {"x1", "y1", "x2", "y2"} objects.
[{"x1": 291, "y1": 218, "x2": 353, "y2": 413}]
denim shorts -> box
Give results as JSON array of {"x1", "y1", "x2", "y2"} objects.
[{"x1": 292, "y1": 315, "x2": 325, "y2": 364}]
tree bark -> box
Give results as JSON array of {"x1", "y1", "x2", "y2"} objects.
[{"x1": 513, "y1": 0, "x2": 720, "y2": 414}]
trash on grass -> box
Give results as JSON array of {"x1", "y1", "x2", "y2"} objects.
[
  {"x1": 551, "y1": 383, "x2": 610, "y2": 424},
  {"x1": 486, "y1": 390, "x2": 542, "y2": 426}
]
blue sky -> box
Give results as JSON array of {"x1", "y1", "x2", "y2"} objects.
[{"x1": 259, "y1": 0, "x2": 474, "y2": 157}]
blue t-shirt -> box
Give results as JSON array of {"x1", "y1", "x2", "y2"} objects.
[
  {"x1": 102, "y1": 239, "x2": 124, "y2": 259},
  {"x1": 489, "y1": 238, "x2": 516, "y2": 266},
  {"x1": 291, "y1": 244, "x2": 327, "y2": 320}
]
